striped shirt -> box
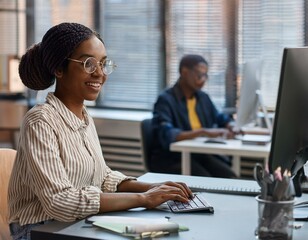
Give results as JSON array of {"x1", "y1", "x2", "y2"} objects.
[{"x1": 8, "y1": 93, "x2": 134, "y2": 225}]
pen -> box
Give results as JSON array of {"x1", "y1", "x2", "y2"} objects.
[
  {"x1": 272, "y1": 172, "x2": 289, "y2": 201},
  {"x1": 263, "y1": 167, "x2": 274, "y2": 197},
  {"x1": 141, "y1": 231, "x2": 170, "y2": 238},
  {"x1": 253, "y1": 164, "x2": 267, "y2": 199},
  {"x1": 274, "y1": 166, "x2": 282, "y2": 181}
]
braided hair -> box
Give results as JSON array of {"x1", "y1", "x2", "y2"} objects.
[{"x1": 19, "y1": 22, "x2": 103, "y2": 90}]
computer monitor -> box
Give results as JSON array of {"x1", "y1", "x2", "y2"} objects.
[
  {"x1": 235, "y1": 59, "x2": 262, "y2": 130},
  {"x1": 269, "y1": 47, "x2": 308, "y2": 176}
]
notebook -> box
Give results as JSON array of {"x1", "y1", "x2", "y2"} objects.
[
  {"x1": 188, "y1": 178, "x2": 261, "y2": 196},
  {"x1": 236, "y1": 134, "x2": 271, "y2": 146},
  {"x1": 87, "y1": 215, "x2": 183, "y2": 238},
  {"x1": 139, "y1": 173, "x2": 261, "y2": 196},
  {"x1": 294, "y1": 200, "x2": 308, "y2": 221}
]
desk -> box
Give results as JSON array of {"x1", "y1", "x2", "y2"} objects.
[
  {"x1": 31, "y1": 173, "x2": 308, "y2": 240},
  {"x1": 170, "y1": 137, "x2": 271, "y2": 176}
]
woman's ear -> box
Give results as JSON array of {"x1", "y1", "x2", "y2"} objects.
[{"x1": 54, "y1": 68, "x2": 63, "y2": 79}]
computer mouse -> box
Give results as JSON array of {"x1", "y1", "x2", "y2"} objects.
[{"x1": 204, "y1": 139, "x2": 227, "y2": 144}]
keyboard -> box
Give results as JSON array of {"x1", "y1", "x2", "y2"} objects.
[{"x1": 167, "y1": 193, "x2": 214, "y2": 213}]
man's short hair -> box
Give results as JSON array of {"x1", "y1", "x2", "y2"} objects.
[{"x1": 179, "y1": 54, "x2": 208, "y2": 73}]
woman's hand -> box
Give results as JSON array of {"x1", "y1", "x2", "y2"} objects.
[
  {"x1": 99, "y1": 181, "x2": 192, "y2": 212},
  {"x1": 148, "y1": 181, "x2": 193, "y2": 197},
  {"x1": 142, "y1": 182, "x2": 193, "y2": 209}
]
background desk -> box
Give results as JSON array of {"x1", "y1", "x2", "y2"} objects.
[
  {"x1": 0, "y1": 100, "x2": 27, "y2": 148},
  {"x1": 170, "y1": 137, "x2": 271, "y2": 177},
  {"x1": 31, "y1": 173, "x2": 308, "y2": 240}
]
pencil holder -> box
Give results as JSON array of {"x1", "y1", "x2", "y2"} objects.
[{"x1": 255, "y1": 195, "x2": 295, "y2": 240}]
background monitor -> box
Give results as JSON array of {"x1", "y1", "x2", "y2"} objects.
[
  {"x1": 269, "y1": 47, "x2": 308, "y2": 174},
  {"x1": 235, "y1": 59, "x2": 262, "y2": 130}
]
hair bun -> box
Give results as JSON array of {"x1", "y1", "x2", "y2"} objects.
[
  {"x1": 18, "y1": 22, "x2": 96, "y2": 91},
  {"x1": 19, "y1": 43, "x2": 55, "y2": 90}
]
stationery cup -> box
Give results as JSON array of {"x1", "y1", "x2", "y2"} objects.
[{"x1": 255, "y1": 195, "x2": 295, "y2": 240}]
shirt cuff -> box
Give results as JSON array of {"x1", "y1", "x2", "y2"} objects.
[{"x1": 102, "y1": 170, "x2": 136, "y2": 192}]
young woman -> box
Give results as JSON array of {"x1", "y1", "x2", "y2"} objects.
[{"x1": 8, "y1": 22, "x2": 192, "y2": 240}]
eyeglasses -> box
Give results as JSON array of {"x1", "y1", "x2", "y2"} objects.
[
  {"x1": 67, "y1": 57, "x2": 117, "y2": 75},
  {"x1": 193, "y1": 70, "x2": 208, "y2": 80}
]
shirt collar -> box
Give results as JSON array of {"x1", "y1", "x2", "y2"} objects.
[
  {"x1": 46, "y1": 92, "x2": 89, "y2": 131},
  {"x1": 173, "y1": 80, "x2": 201, "y2": 101}
]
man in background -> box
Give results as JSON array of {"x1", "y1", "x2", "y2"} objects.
[{"x1": 150, "y1": 54, "x2": 236, "y2": 178}]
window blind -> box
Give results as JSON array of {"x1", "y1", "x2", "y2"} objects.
[
  {"x1": 239, "y1": 0, "x2": 305, "y2": 109},
  {"x1": 167, "y1": 0, "x2": 229, "y2": 110},
  {"x1": 0, "y1": 0, "x2": 26, "y2": 56},
  {"x1": 97, "y1": 0, "x2": 162, "y2": 110},
  {"x1": 30, "y1": 0, "x2": 94, "y2": 104},
  {"x1": 34, "y1": 0, "x2": 94, "y2": 42},
  {"x1": 21, "y1": 0, "x2": 308, "y2": 111}
]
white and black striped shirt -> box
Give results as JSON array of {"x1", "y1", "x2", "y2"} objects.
[{"x1": 8, "y1": 93, "x2": 134, "y2": 225}]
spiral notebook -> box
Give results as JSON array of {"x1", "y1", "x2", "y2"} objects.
[
  {"x1": 187, "y1": 177, "x2": 261, "y2": 196},
  {"x1": 139, "y1": 173, "x2": 261, "y2": 196}
]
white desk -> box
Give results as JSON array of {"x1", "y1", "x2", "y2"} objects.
[
  {"x1": 0, "y1": 100, "x2": 27, "y2": 148},
  {"x1": 170, "y1": 137, "x2": 271, "y2": 176}
]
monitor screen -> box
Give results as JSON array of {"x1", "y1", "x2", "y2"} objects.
[
  {"x1": 269, "y1": 47, "x2": 308, "y2": 174},
  {"x1": 235, "y1": 59, "x2": 262, "y2": 130}
]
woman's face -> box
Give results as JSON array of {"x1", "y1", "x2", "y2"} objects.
[{"x1": 56, "y1": 35, "x2": 107, "y2": 103}]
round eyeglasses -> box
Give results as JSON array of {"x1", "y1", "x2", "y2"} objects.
[{"x1": 67, "y1": 57, "x2": 117, "y2": 75}]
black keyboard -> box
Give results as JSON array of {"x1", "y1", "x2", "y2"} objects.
[{"x1": 167, "y1": 193, "x2": 214, "y2": 213}]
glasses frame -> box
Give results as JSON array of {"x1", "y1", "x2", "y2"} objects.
[
  {"x1": 191, "y1": 69, "x2": 208, "y2": 80},
  {"x1": 67, "y1": 57, "x2": 117, "y2": 75}
]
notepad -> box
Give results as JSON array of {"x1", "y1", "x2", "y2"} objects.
[
  {"x1": 293, "y1": 200, "x2": 308, "y2": 221},
  {"x1": 238, "y1": 134, "x2": 271, "y2": 146},
  {"x1": 138, "y1": 173, "x2": 261, "y2": 196},
  {"x1": 188, "y1": 178, "x2": 261, "y2": 196},
  {"x1": 87, "y1": 215, "x2": 183, "y2": 234},
  {"x1": 294, "y1": 208, "x2": 308, "y2": 221}
]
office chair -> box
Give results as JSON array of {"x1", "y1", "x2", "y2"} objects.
[
  {"x1": 0, "y1": 148, "x2": 17, "y2": 240},
  {"x1": 140, "y1": 118, "x2": 154, "y2": 172}
]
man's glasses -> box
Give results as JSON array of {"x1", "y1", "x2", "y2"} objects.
[
  {"x1": 193, "y1": 70, "x2": 208, "y2": 80},
  {"x1": 67, "y1": 57, "x2": 117, "y2": 75}
]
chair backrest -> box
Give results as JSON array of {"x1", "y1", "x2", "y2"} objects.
[
  {"x1": 0, "y1": 148, "x2": 17, "y2": 240},
  {"x1": 140, "y1": 118, "x2": 153, "y2": 172}
]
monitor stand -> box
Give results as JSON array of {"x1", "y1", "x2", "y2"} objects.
[
  {"x1": 301, "y1": 162, "x2": 308, "y2": 193},
  {"x1": 256, "y1": 90, "x2": 272, "y2": 135}
]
